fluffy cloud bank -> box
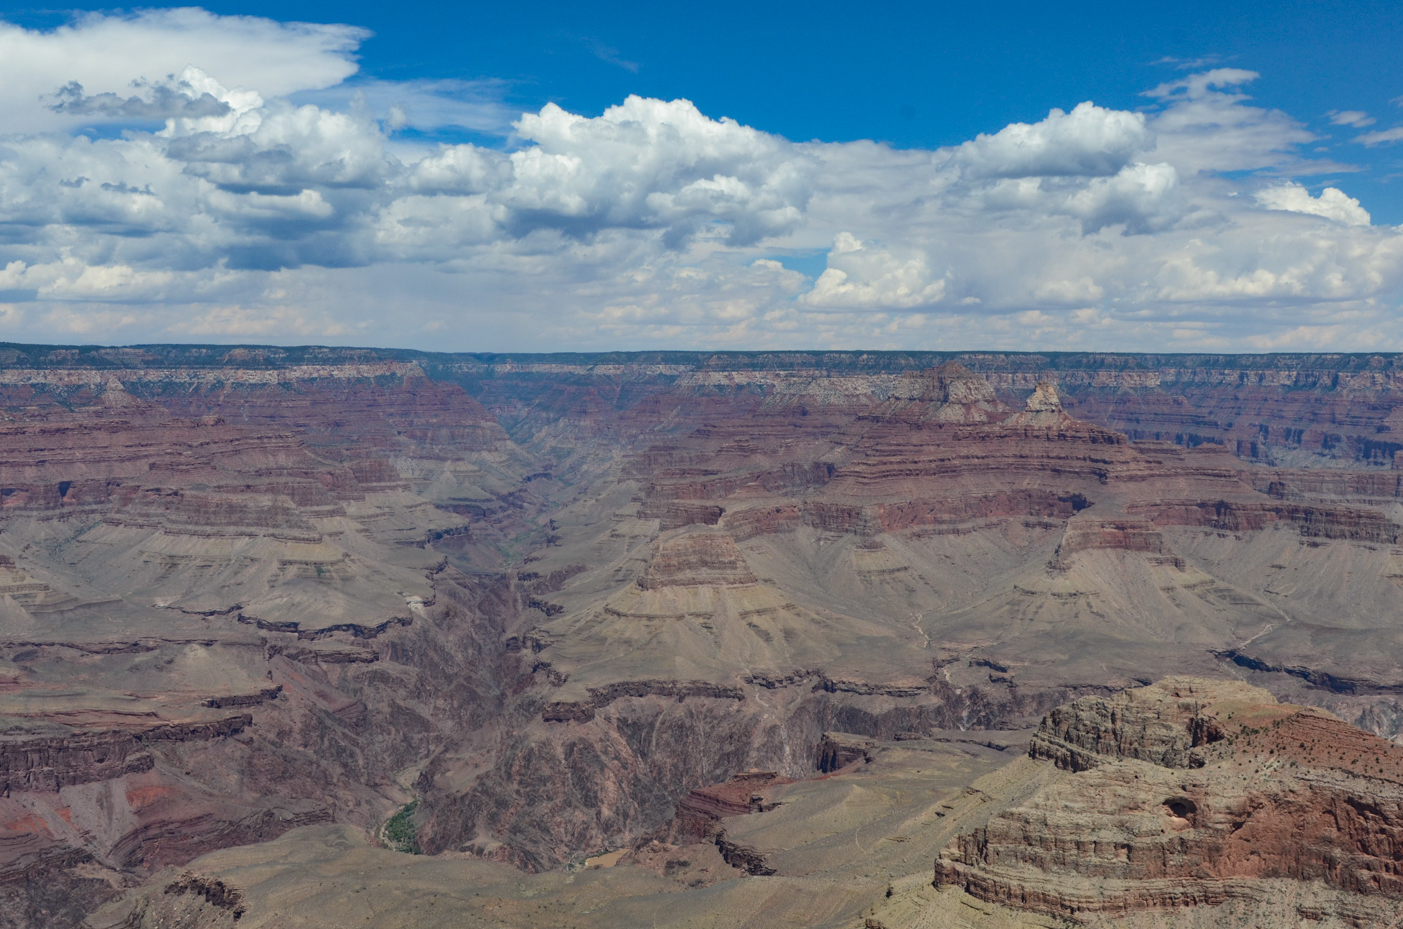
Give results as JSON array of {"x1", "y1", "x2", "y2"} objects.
[
  {"x1": 0, "y1": 9, "x2": 363, "y2": 134},
  {"x1": 0, "y1": 10, "x2": 1400, "y2": 351}
]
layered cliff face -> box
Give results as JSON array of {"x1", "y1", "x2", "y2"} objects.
[
  {"x1": 455, "y1": 350, "x2": 1403, "y2": 471},
  {"x1": 935, "y1": 678, "x2": 1403, "y2": 924},
  {"x1": 0, "y1": 357, "x2": 552, "y2": 616},
  {"x1": 4, "y1": 345, "x2": 1403, "y2": 927},
  {"x1": 408, "y1": 361, "x2": 1403, "y2": 874},
  {"x1": 0, "y1": 360, "x2": 543, "y2": 927}
]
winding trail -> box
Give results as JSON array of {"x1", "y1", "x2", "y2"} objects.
[{"x1": 907, "y1": 610, "x2": 930, "y2": 650}]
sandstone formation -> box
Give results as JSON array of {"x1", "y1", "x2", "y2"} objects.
[{"x1": 936, "y1": 678, "x2": 1403, "y2": 924}]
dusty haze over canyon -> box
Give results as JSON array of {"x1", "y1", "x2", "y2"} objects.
[{"x1": 1, "y1": 345, "x2": 1403, "y2": 926}]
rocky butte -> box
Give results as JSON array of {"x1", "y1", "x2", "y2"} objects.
[
  {"x1": 0, "y1": 344, "x2": 1398, "y2": 926},
  {"x1": 934, "y1": 677, "x2": 1403, "y2": 926}
]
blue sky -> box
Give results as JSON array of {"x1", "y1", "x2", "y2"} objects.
[
  {"x1": 29, "y1": 0, "x2": 1393, "y2": 214},
  {"x1": 0, "y1": 2, "x2": 1400, "y2": 350}
]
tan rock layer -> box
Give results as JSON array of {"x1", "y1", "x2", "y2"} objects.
[
  {"x1": 936, "y1": 678, "x2": 1403, "y2": 922},
  {"x1": 636, "y1": 531, "x2": 758, "y2": 589}
]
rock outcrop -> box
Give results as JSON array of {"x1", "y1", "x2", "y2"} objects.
[
  {"x1": 636, "y1": 530, "x2": 758, "y2": 589},
  {"x1": 874, "y1": 363, "x2": 1010, "y2": 424},
  {"x1": 816, "y1": 732, "x2": 875, "y2": 772},
  {"x1": 936, "y1": 678, "x2": 1403, "y2": 923}
]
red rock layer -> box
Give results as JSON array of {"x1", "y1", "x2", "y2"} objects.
[
  {"x1": 935, "y1": 678, "x2": 1403, "y2": 920},
  {"x1": 1128, "y1": 498, "x2": 1402, "y2": 543},
  {"x1": 629, "y1": 368, "x2": 1282, "y2": 545},
  {"x1": 668, "y1": 771, "x2": 791, "y2": 843}
]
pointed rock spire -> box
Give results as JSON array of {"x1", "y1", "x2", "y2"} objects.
[{"x1": 1025, "y1": 380, "x2": 1062, "y2": 413}]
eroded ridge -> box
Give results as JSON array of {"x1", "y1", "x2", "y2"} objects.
[{"x1": 935, "y1": 677, "x2": 1403, "y2": 922}]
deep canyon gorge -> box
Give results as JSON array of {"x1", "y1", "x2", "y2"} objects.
[{"x1": 0, "y1": 345, "x2": 1402, "y2": 926}]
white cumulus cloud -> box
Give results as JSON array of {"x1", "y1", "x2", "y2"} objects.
[
  {"x1": 0, "y1": 9, "x2": 364, "y2": 134},
  {"x1": 955, "y1": 101, "x2": 1152, "y2": 178},
  {"x1": 0, "y1": 9, "x2": 1400, "y2": 352},
  {"x1": 800, "y1": 233, "x2": 946, "y2": 308},
  {"x1": 1255, "y1": 183, "x2": 1371, "y2": 226}
]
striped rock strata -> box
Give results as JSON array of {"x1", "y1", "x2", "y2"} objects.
[{"x1": 935, "y1": 677, "x2": 1403, "y2": 924}]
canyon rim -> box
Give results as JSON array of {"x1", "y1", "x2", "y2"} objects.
[{"x1": 0, "y1": 346, "x2": 1393, "y2": 926}]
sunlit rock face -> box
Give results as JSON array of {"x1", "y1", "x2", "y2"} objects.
[
  {"x1": 7, "y1": 347, "x2": 1403, "y2": 928},
  {"x1": 937, "y1": 679, "x2": 1403, "y2": 922}
]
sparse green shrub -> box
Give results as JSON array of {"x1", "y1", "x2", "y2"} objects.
[{"x1": 384, "y1": 801, "x2": 421, "y2": 854}]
